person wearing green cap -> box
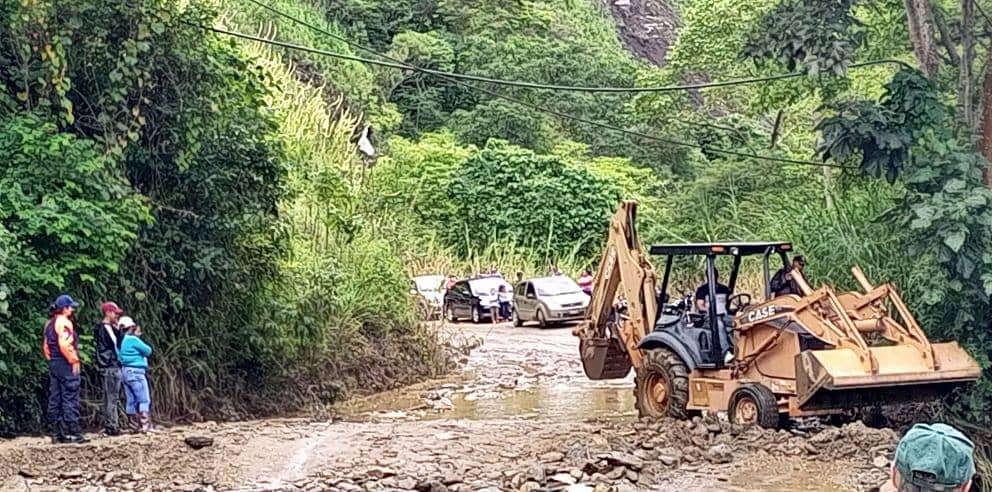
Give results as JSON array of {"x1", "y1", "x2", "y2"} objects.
[{"x1": 879, "y1": 422, "x2": 975, "y2": 492}]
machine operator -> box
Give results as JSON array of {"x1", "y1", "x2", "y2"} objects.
[
  {"x1": 694, "y1": 268, "x2": 731, "y2": 315},
  {"x1": 770, "y1": 255, "x2": 806, "y2": 297}
]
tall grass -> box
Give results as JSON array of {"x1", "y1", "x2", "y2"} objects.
[
  {"x1": 218, "y1": 0, "x2": 381, "y2": 113},
  {"x1": 131, "y1": 19, "x2": 444, "y2": 424},
  {"x1": 389, "y1": 221, "x2": 594, "y2": 282}
]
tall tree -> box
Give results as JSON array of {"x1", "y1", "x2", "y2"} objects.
[{"x1": 903, "y1": 0, "x2": 940, "y2": 78}]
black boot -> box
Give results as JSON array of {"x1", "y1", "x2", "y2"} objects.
[
  {"x1": 50, "y1": 422, "x2": 67, "y2": 444},
  {"x1": 64, "y1": 422, "x2": 89, "y2": 444}
]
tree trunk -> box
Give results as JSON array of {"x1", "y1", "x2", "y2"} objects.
[
  {"x1": 959, "y1": 0, "x2": 975, "y2": 127},
  {"x1": 981, "y1": 48, "x2": 992, "y2": 186},
  {"x1": 823, "y1": 166, "x2": 834, "y2": 210},
  {"x1": 903, "y1": 0, "x2": 940, "y2": 78}
]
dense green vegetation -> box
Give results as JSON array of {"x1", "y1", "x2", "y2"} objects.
[
  {"x1": 0, "y1": 0, "x2": 436, "y2": 433},
  {"x1": 0, "y1": 0, "x2": 989, "y2": 465}
]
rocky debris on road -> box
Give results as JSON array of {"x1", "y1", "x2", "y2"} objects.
[
  {"x1": 0, "y1": 419, "x2": 321, "y2": 492},
  {"x1": 0, "y1": 325, "x2": 904, "y2": 492},
  {"x1": 266, "y1": 414, "x2": 897, "y2": 492}
]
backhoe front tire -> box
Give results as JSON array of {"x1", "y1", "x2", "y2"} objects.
[
  {"x1": 635, "y1": 348, "x2": 690, "y2": 419},
  {"x1": 729, "y1": 384, "x2": 780, "y2": 429}
]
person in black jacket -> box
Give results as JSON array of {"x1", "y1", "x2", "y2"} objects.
[
  {"x1": 94, "y1": 301, "x2": 124, "y2": 436},
  {"x1": 770, "y1": 255, "x2": 806, "y2": 297}
]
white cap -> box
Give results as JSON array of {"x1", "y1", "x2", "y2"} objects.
[{"x1": 118, "y1": 316, "x2": 137, "y2": 330}]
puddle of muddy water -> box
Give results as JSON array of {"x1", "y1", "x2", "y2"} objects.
[
  {"x1": 340, "y1": 378, "x2": 637, "y2": 422},
  {"x1": 339, "y1": 324, "x2": 641, "y2": 422},
  {"x1": 431, "y1": 381, "x2": 637, "y2": 421}
]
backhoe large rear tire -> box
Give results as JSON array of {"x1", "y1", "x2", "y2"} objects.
[
  {"x1": 635, "y1": 348, "x2": 690, "y2": 419},
  {"x1": 729, "y1": 384, "x2": 780, "y2": 429}
]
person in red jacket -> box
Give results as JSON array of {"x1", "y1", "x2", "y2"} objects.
[
  {"x1": 43, "y1": 294, "x2": 88, "y2": 444},
  {"x1": 577, "y1": 269, "x2": 594, "y2": 295}
]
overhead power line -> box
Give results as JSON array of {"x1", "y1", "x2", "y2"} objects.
[
  {"x1": 193, "y1": 17, "x2": 852, "y2": 168},
  {"x1": 232, "y1": 1, "x2": 911, "y2": 94}
]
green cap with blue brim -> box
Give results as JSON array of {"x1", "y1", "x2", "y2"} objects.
[{"x1": 894, "y1": 423, "x2": 975, "y2": 491}]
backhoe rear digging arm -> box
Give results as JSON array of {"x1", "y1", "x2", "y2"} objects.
[{"x1": 575, "y1": 201, "x2": 658, "y2": 370}]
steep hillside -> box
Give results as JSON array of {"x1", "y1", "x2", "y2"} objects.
[{"x1": 605, "y1": 0, "x2": 680, "y2": 66}]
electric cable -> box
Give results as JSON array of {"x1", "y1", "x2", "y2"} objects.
[
  {"x1": 198, "y1": 23, "x2": 852, "y2": 168},
  {"x1": 238, "y1": 0, "x2": 911, "y2": 94}
]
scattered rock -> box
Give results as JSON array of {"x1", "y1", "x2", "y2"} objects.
[
  {"x1": 539, "y1": 451, "x2": 565, "y2": 462},
  {"x1": 706, "y1": 444, "x2": 733, "y2": 464},
  {"x1": 605, "y1": 467, "x2": 625, "y2": 480},
  {"x1": 415, "y1": 480, "x2": 448, "y2": 492},
  {"x1": 548, "y1": 473, "x2": 577, "y2": 485},
  {"x1": 580, "y1": 460, "x2": 600, "y2": 475},
  {"x1": 184, "y1": 436, "x2": 214, "y2": 449},
  {"x1": 873, "y1": 456, "x2": 890, "y2": 469},
  {"x1": 526, "y1": 463, "x2": 546, "y2": 483},
  {"x1": 605, "y1": 452, "x2": 644, "y2": 470},
  {"x1": 614, "y1": 482, "x2": 638, "y2": 492},
  {"x1": 519, "y1": 481, "x2": 540, "y2": 492},
  {"x1": 59, "y1": 470, "x2": 84, "y2": 479},
  {"x1": 367, "y1": 466, "x2": 398, "y2": 480}
]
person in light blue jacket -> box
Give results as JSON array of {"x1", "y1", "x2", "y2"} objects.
[{"x1": 117, "y1": 316, "x2": 154, "y2": 432}]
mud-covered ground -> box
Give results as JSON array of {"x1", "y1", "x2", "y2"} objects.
[{"x1": 0, "y1": 323, "x2": 898, "y2": 491}]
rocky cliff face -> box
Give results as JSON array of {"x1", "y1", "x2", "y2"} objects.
[{"x1": 604, "y1": 0, "x2": 680, "y2": 67}]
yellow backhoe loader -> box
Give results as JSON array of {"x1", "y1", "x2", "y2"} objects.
[{"x1": 574, "y1": 201, "x2": 981, "y2": 428}]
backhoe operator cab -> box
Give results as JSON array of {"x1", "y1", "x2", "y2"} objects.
[
  {"x1": 647, "y1": 242, "x2": 795, "y2": 371},
  {"x1": 575, "y1": 201, "x2": 980, "y2": 429}
]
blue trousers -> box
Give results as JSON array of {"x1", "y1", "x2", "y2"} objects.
[
  {"x1": 122, "y1": 366, "x2": 151, "y2": 414},
  {"x1": 48, "y1": 359, "x2": 80, "y2": 426}
]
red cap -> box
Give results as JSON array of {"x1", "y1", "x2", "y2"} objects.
[{"x1": 101, "y1": 302, "x2": 124, "y2": 315}]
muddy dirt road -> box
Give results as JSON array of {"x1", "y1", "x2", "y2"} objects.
[{"x1": 0, "y1": 322, "x2": 897, "y2": 491}]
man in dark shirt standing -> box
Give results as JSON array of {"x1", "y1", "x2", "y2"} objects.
[
  {"x1": 771, "y1": 255, "x2": 806, "y2": 297},
  {"x1": 94, "y1": 301, "x2": 124, "y2": 436},
  {"x1": 695, "y1": 269, "x2": 731, "y2": 315}
]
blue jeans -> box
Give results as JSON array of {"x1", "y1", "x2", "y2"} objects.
[
  {"x1": 122, "y1": 366, "x2": 151, "y2": 414},
  {"x1": 499, "y1": 302, "x2": 511, "y2": 320}
]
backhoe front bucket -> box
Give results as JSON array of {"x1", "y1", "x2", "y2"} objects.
[
  {"x1": 796, "y1": 342, "x2": 981, "y2": 411},
  {"x1": 580, "y1": 337, "x2": 632, "y2": 380}
]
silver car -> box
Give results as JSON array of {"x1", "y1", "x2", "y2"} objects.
[{"x1": 512, "y1": 276, "x2": 590, "y2": 328}]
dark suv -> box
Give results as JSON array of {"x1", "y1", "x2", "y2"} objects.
[{"x1": 444, "y1": 277, "x2": 511, "y2": 323}]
